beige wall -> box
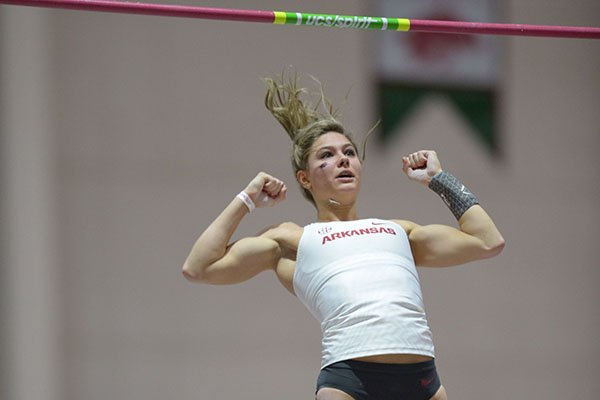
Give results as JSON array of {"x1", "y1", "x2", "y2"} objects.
[{"x1": 2, "y1": 1, "x2": 599, "y2": 399}]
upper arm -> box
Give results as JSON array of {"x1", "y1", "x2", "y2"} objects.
[
  {"x1": 395, "y1": 219, "x2": 503, "y2": 267},
  {"x1": 184, "y1": 234, "x2": 282, "y2": 284}
]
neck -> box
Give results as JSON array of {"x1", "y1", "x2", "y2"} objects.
[{"x1": 316, "y1": 199, "x2": 359, "y2": 222}]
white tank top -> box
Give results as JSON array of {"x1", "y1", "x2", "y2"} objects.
[{"x1": 293, "y1": 218, "x2": 434, "y2": 369}]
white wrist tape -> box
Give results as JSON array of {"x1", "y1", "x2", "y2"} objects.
[{"x1": 237, "y1": 191, "x2": 256, "y2": 212}]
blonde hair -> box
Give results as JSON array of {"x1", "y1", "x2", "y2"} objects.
[{"x1": 263, "y1": 71, "x2": 360, "y2": 205}]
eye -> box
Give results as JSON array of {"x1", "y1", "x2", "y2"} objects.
[
  {"x1": 320, "y1": 151, "x2": 332, "y2": 158},
  {"x1": 345, "y1": 148, "x2": 356, "y2": 157}
]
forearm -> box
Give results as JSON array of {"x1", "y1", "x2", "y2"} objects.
[
  {"x1": 407, "y1": 197, "x2": 504, "y2": 267},
  {"x1": 403, "y1": 152, "x2": 504, "y2": 265},
  {"x1": 429, "y1": 171, "x2": 505, "y2": 255},
  {"x1": 183, "y1": 196, "x2": 248, "y2": 275},
  {"x1": 458, "y1": 205, "x2": 505, "y2": 254}
]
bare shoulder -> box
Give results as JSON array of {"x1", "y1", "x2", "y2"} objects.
[
  {"x1": 259, "y1": 222, "x2": 303, "y2": 259},
  {"x1": 391, "y1": 219, "x2": 420, "y2": 234},
  {"x1": 261, "y1": 221, "x2": 303, "y2": 240},
  {"x1": 260, "y1": 222, "x2": 302, "y2": 295}
]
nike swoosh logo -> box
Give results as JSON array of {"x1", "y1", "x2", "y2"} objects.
[
  {"x1": 371, "y1": 221, "x2": 388, "y2": 225},
  {"x1": 420, "y1": 378, "x2": 434, "y2": 387}
]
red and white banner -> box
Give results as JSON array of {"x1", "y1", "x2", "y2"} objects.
[{"x1": 377, "y1": 0, "x2": 502, "y2": 88}]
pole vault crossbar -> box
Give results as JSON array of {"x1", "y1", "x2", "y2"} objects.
[{"x1": 1, "y1": 0, "x2": 600, "y2": 39}]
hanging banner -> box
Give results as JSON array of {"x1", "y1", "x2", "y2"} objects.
[{"x1": 377, "y1": 0, "x2": 502, "y2": 153}]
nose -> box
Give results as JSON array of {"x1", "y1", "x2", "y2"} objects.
[{"x1": 337, "y1": 154, "x2": 349, "y2": 168}]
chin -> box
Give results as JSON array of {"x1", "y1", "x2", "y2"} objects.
[
  {"x1": 337, "y1": 183, "x2": 361, "y2": 194},
  {"x1": 331, "y1": 190, "x2": 360, "y2": 202}
]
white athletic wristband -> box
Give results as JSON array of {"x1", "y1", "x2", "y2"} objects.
[{"x1": 237, "y1": 191, "x2": 255, "y2": 212}]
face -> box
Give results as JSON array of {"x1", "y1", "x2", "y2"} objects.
[{"x1": 297, "y1": 131, "x2": 362, "y2": 205}]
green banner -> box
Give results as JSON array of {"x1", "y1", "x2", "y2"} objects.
[{"x1": 379, "y1": 83, "x2": 499, "y2": 154}]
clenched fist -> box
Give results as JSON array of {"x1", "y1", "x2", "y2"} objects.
[
  {"x1": 243, "y1": 172, "x2": 287, "y2": 208},
  {"x1": 401, "y1": 150, "x2": 442, "y2": 186}
]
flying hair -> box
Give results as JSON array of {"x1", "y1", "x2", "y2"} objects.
[
  {"x1": 263, "y1": 68, "x2": 378, "y2": 206},
  {"x1": 263, "y1": 69, "x2": 339, "y2": 141},
  {"x1": 263, "y1": 68, "x2": 376, "y2": 162}
]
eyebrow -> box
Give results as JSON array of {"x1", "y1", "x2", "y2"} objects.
[{"x1": 316, "y1": 143, "x2": 356, "y2": 153}]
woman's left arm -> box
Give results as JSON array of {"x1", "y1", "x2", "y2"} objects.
[{"x1": 398, "y1": 150, "x2": 505, "y2": 267}]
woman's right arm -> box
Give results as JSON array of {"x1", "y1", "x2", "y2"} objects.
[{"x1": 182, "y1": 172, "x2": 287, "y2": 285}]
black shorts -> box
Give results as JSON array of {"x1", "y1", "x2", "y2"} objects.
[{"x1": 317, "y1": 359, "x2": 441, "y2": 400}]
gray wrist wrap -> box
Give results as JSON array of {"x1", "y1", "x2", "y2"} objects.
[{"x1": 428, "y1": 171, "x2": 479, "y2": 220}]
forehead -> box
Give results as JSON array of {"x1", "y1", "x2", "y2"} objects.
[{"x1": 312, "y1": 131, "x2": 354, "y2": 150}]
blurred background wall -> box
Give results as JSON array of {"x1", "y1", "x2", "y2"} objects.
[{"x1": 1, "y1": 1, "x2": 599, "y2": 399}]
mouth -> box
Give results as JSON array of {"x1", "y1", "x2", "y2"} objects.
[{"x1": 335, "y1": 170, "x2": 355, "y2": 180}]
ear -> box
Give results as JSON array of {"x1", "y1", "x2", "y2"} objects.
[{"x1": 296, "y1": 170, "x2": 311, "y2": 190}]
